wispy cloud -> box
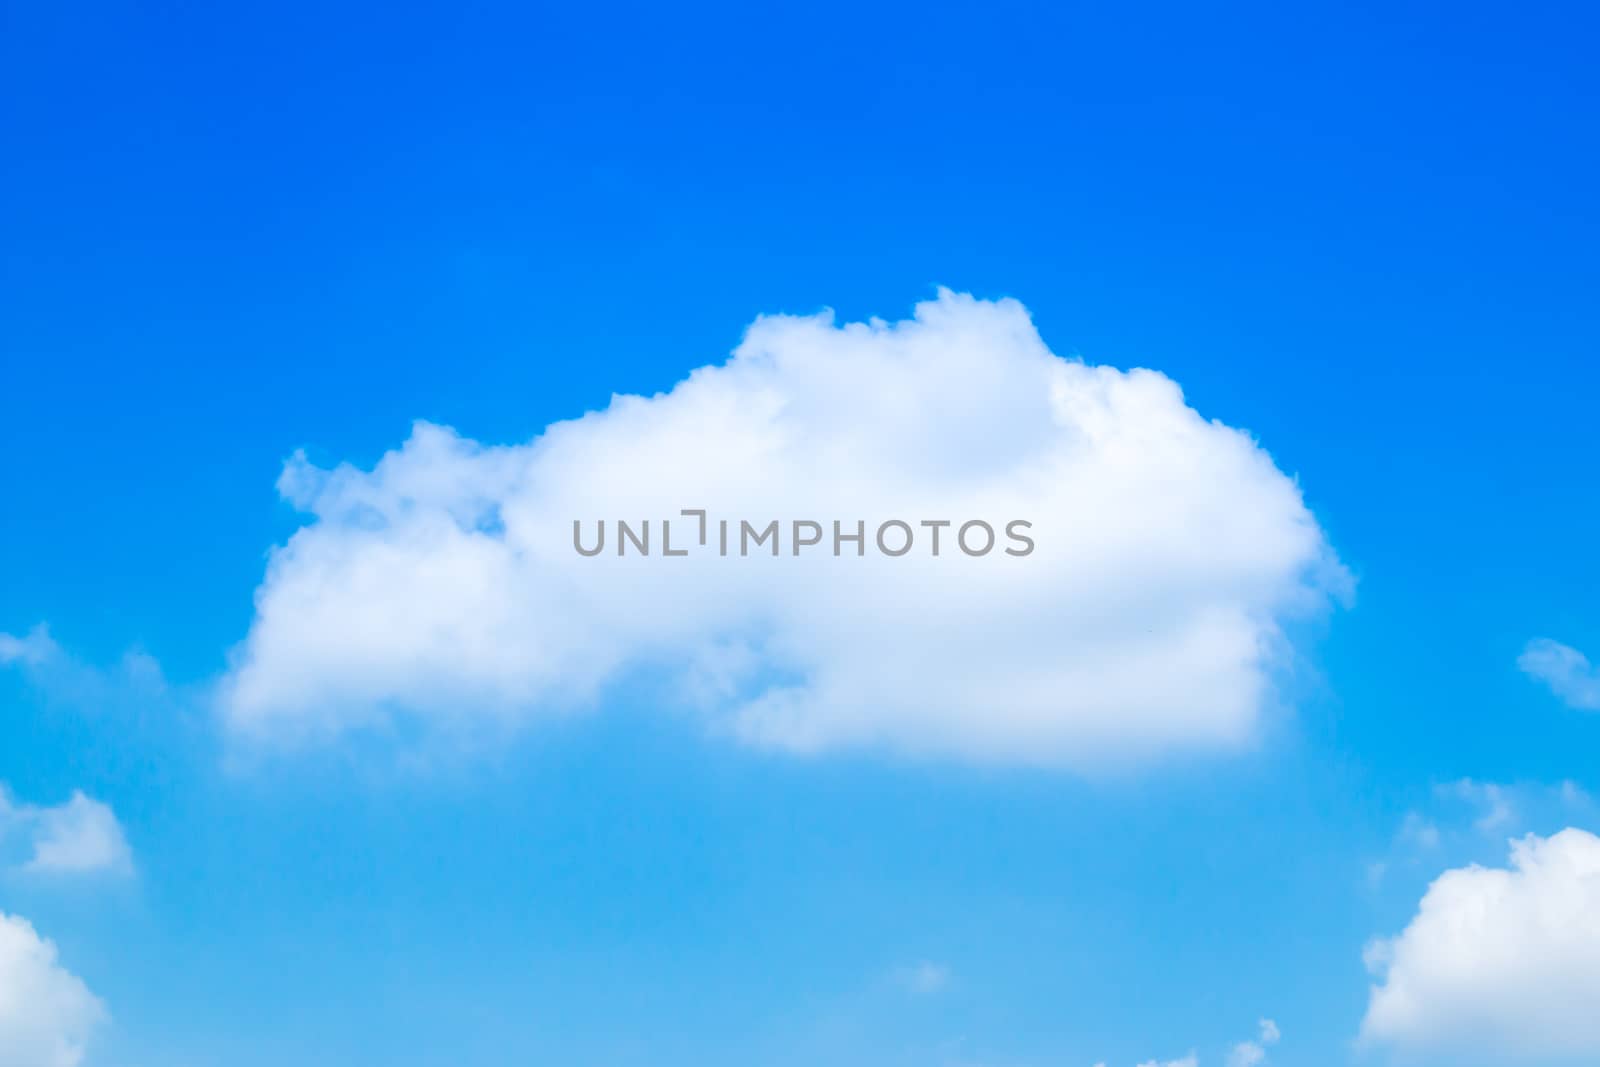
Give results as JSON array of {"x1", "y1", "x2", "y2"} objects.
[
  {"x1": 1091, "y1": 1019, "x2": 1276, "y2": 1067},
  {"x1": 892, "y1": 960, "x2": 952, "y2": 995},
  {"x1": 0, "y1": 623, "x2": 60, "y2": 667},
  {"x1": 1440, "y1": 779, "x2": 1516, "y2": 833},
  {"x1": 0, "y1": 788, "x2": 133, "y2": 878},
  {"x1": 1519, "y1": 638, "x2": 1600, "y2": 710},
  {"x1": 1226, "y1": 1019, "x2": 1280, "y2": 1067}
]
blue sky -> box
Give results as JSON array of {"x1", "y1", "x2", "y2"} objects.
[{"x1": 3, "y1": 2, "x2": 1599, "y2": 1065}]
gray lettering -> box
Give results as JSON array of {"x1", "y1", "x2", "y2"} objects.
[
  {"x1": 663, "y1": 519, "x2": 688, "y2": 556},
  {"x1": 573, "y1": 520, "x2": 605, "y2": 557},
  {"x1": 1004, "y1": 519, "x2": 1035, "y2": 557},
  {"x1": 834, "y1": 520, "x2": 865, "y2": 557},
  {"x1": 958, "y1": 519, "x2": 995, "y2": 556},
  {"x1": 792, "y1": 520, "x2": 823, "y2": 555},
  {"x1": 876, "y1": 520, "x2": 914, "y2": 557},
  {"x1": 618, "y1": 519, "x2": 649, "y2": 556},
  {"x1": 741, "y1": 519, "x2": 779, "y2": 556},
  {"x1": 681, "y1": 508, "x2": 708, "y2": 545}
]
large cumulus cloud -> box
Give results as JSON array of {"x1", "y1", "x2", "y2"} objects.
[{"x1": 220, "y1": 290, "x2": 1345, "y2": 765}]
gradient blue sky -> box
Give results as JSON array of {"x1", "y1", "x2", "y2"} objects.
[{"x1": 3, "y1": 2, "x2": 1599, "y2": 1065}]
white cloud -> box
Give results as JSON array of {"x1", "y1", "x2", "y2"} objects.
[
  {"x1": 1094, "y1": 1021, "x2": 1272, "y2": 1067},
  {"x1": 1520, "y1": 638, "x2": 1600, "y2": 710},
  {"x1": 0, "y1": 912, "x2": 104, "y2": 1067},
  {"x1": 21, "y1": 794, "x2": 133, "y2": 877},
  {"x1": 0, "y1": 790, "x2": 132, "y2": 878},
  {"x1": 1362, "y1": 828, "x2": 1600, "y2": 1059},
  {"x1": 220, "y1": 291, "x2": 1346, "y2": 766},
  {"x1": 0, "y1": 625, "x2": 59, "y2": 667},
  {"x1": 1226, "y1": 1018, "x2": 1280, "y2": 1067}
]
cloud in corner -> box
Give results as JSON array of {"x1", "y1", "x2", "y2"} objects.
[
  {"x1": 0, "y1": 912, "x2": 105, "y2": 1067},
  {"x1": 1362, "y1": 828, "x2": 1600, "y2": 1060}
]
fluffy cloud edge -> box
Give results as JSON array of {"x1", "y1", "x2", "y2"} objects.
[
  {"x1": 1361, "y1": 827, "x2": 1600, "y2": 1059},
  {"x1": 218, "y1": 291, "x2": 1348, "y2": 768},
  {"x1": 0, "y1": 912, "x2": 105, "y2": 1067}
]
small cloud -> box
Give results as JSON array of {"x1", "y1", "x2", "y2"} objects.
[
  {"x1": 893, "y1": 960, "x2": 952, "y2": 995},
  {"x1": 0, "y1": 788, "x2": 133, "y2": 878},
  {"x1": 1560, "y1": 780, "x2": 1592, "y2": 807},
  {"x1": 22, "y1": 793, "x2": 133, "y2": 877},
  {"x1": 118, "y1": 648, "x2": 166, "y2": 690},
  {"x1": 0, "y1": 624, "x2": 60, "y2": 667},
  {"x1": 1227, "y1": 1044, "x2": 1264, "y2": 1067},
  {"x1": 1374, "y1": 780, "x2": 1596, "y2": 886},
  {"x1": 1439, "y1": 779, "x2": 1516, "y2": 834},
  {"x1": 1519, "y1": 638, "x2": 1600, "y2": 710},
  {"x1": 1398, "y1": 812, "x2": 1441, "y2": 850},
  {"x1": 1227, "y1": 1019, "x2": 1280, "y2": 1067},
  {"x1": 0, "y1": 624, "x2": 167, "y2": 716},
  {"x1": 1097, "y1": 1019, "x2": 1271, "y2": 1067}
]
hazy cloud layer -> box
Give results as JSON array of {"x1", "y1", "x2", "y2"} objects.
[
  {"x1": 222, "y1": 291, "x2": 1345, "y2": 766},
  {"x1": 0, "y1": 625, "x2": 58, "y2": 667},
  {"x1": 1520, "y1": 639, "x2": 1600, "y2": 710},
  {"x1": 891, "y1": 961, "x2": 951, "y2": 995}
]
